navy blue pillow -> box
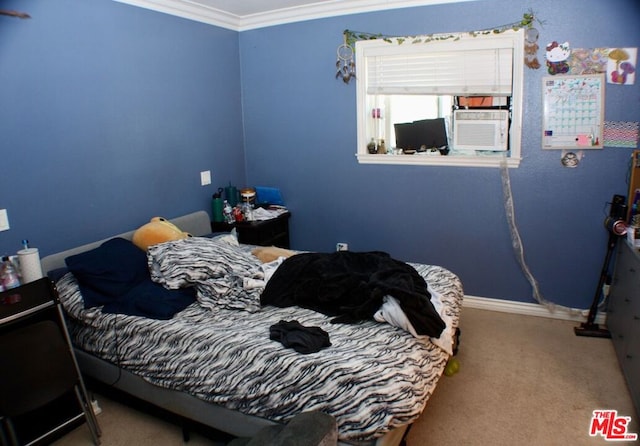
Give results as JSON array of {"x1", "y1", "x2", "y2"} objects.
[
  {"x1": 102, "y1": 281, "x2": 196, "y2": 320},
  {"x1": 65, "y1": 238, "x2": 149, "y2": 307}
]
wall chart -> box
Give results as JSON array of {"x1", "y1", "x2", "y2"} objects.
[{"x1": 542, "y1": 74, "x2": 605, "y2": 150}]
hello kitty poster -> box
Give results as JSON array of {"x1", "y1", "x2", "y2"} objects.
[{"x1": 545, "y1": 41, "x2": 571, "y2": 75}]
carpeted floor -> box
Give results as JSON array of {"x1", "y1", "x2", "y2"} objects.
[
  {"x1": 407, "y1": 308, "x2": 638, "y2": 446},
  {"x1": 53, "y1": 308, "x2": 639, "y2": 446}
]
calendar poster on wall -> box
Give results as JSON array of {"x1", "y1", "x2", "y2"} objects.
[{"x1": 542, "y1": 74, "x2": 605, "y2": 150}]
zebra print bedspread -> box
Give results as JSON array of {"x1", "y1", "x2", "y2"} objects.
[
  {"x1": 56, "y1": 245, "x2": 463, "y2": 443},
  {"x1": 148, "y1": 236, "x2": 267, "y2": 313}
]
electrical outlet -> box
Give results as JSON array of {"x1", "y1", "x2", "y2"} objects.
[
  {"x1": 336, "y1": 242, "x2": 348, "y2": 251},
  {"x1": 200, "y1": 170, "x2": 211, "y2": 186},
  {"x1": 0, "y1": 209, "x2": 9, "y2": 231}
]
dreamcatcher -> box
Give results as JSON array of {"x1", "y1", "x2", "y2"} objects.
[
  {"x1": 524, "y1": 26, "x2": 541, "y2": 69},
  {"x1": 335, "y1": 33, "x2": 356, "y2": 84}
]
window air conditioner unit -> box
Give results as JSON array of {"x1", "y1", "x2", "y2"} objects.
[{"x1": 453, "y1": 109, "x2": 509, "y2": 151}]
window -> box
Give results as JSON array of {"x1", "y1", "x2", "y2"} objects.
[{"x1": 355, "y1": 29, "x2": 524, "y2": 168}]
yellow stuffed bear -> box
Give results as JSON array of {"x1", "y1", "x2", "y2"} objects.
[{"x1": 132, "y1": 217, "x2": 191, "y2": 251}]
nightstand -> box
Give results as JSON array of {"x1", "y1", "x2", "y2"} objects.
[
  {"x1": 0, "y1": 278, "x2": 101, "y2": 445},
  {"x1": 212, "y1": 211, "x2": 291, "y2": 248}
]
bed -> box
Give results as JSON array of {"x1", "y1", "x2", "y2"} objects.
[{"x1": 41, "y1": 210, "x2": 463, "y2": 446}]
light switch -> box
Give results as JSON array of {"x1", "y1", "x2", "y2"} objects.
[
  {"x1": 0, "y1": 209, "x2": 10, "y2": 231},
  {"x1": 200, "y1": 170, "x2": 211, "y2": 186}
]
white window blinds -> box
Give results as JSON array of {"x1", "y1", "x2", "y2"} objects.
[{"x1": 362, "y1": 38, "x2": 514, "y2": 96}]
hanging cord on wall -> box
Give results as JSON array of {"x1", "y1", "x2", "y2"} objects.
[{"x1": 499, "y1": 156, "x2": 585, "y2": 317}]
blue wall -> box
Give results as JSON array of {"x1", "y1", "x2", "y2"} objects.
[
  {"x1": 1, "y1": 0, "x2": 639, "y2": 310},
  {"x1": 240, "y1": 0, "x2": 640, "y2": 309},
  {"x1": 0, "y1": 0, "x2": 245, "y2": 254}
]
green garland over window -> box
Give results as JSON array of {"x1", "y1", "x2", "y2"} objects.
[{"x1": 344, "y1": 10, "x2": 540, "y2": 47}]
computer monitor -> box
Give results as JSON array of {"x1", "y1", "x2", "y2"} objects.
[{"x1": 394, "y1": 118, "x2": 447, "y2": 150}]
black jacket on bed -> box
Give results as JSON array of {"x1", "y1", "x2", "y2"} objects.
[{"x1": 260, "y1": 251, "x2": 445, "y2": 338}]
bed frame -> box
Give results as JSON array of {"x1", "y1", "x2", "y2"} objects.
[{"x1": 41, "y1": 211, "x2": 409, "y2": 446}]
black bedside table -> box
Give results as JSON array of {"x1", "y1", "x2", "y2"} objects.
[
  {"x1": 212, "y1": 211, "x2": 291, "y2": 248},
  {"x1": 0, "y1": 278, "x2": 101, "y2": 445}
]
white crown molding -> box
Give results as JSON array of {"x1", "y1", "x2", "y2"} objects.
[
  {"x1": 114, "y1": 0, "x2": 477, "y2": 31},
  {"x1": 237, "y1": 0, "x2": 476, "y2": 31},
  {"x1": 114, "y1": 0, "x2": 239, "y2": 30}
]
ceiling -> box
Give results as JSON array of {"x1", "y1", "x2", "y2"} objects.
[{"x1": 115, "y1": 0, "x2": 473, "y2": 31}]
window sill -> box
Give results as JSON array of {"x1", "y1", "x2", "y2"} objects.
[{"x1": 356, "y1": 153, "x2": 521, "y2": 168}]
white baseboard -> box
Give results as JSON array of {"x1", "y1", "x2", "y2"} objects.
[{"x1": 463, "y1": 295, "x2": 607, "y2": 325}]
